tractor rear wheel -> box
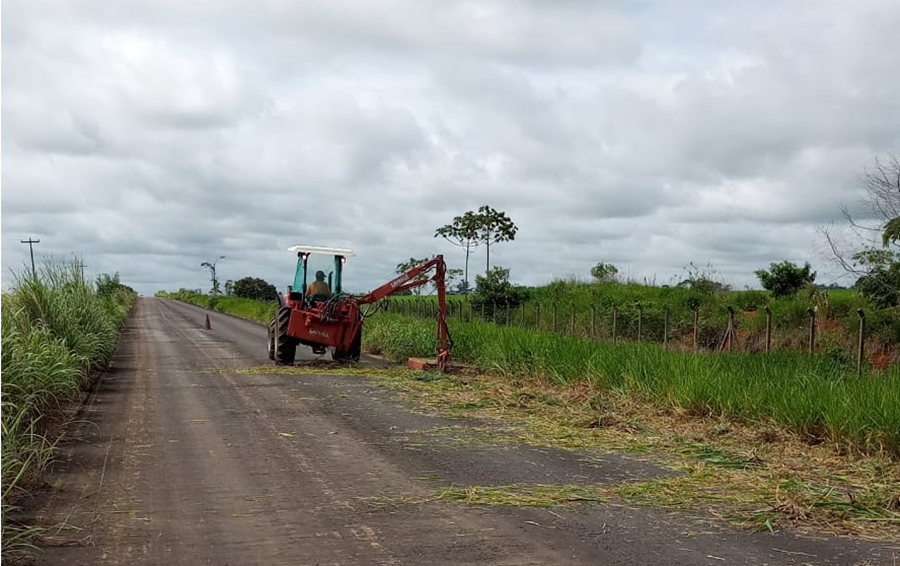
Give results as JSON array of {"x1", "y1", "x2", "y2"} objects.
[
  {"x1": 274, "y1": 307, "x2": 296, "y2": 366},
  {"x1": 266, "y1": 320, "x2": 275, "y2": 360},
  {"x1": 333, "y1": 328, "x2": 361, "y2": 363}
]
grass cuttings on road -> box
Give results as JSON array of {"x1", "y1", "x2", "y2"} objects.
[{"x1": 236, "y1": 363, "x2": 900, "y2": 540}]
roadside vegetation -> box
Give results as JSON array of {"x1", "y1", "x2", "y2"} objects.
[
  {"x1": 363, "y1": 314, "x2": 900, "y2": 457},
  {"x1": 1, "y1": 265, "x2": 136, "y2": 555},
  {"x1": 155, "y1": 289, "x2": 277, "y2": 324}
]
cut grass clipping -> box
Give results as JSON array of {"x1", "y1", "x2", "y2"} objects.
[
  {"x1": 236, "y1": 364, "x2": 899, "y2": 541},
  {"x1": 1, "y1": 264, "x2": 136, "y2": 557}
]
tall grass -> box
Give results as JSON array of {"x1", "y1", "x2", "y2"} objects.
[
  {"x1": 1, "y1": 263, "x2": 135, "y2": 555},
  {"x1": 363, "y1": 314, "x2": 900, "y2": 457},
  {"x1": 390, "y1": 281, "x2": 900, "y2": 348}
]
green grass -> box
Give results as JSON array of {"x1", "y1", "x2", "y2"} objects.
[
  {"x1": 155, "y1": 290, "x2": 277, "y2": 324},
  {"x1": 363, "y1": 314, "x2": 900, "y2": 457},
  {"x1": 388, "y1": 281, "x2": 899, "y2": 347},
  {"x1": 1, "y1": 262, "x2": 135, "y2": 556}
]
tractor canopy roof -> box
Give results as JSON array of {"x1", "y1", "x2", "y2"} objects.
[{"x1": 287, "y1": 245, "x2": 355, "y2": 257}]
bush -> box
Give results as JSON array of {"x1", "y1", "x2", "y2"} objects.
[
  {"x1": 232, "y1": 277, "x2": 279, "y2": 302},
  {"x1": 756, "y1": 261, "x2": 816, "y2": 298},
  {"x1": 471, "y1": 267, "x2": 528, "y2": 319}
]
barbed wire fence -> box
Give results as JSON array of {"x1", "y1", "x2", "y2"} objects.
[{"x1": 384, "y1": 297, "x2": 887, "y2": 375}]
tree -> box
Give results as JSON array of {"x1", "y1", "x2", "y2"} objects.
[
  {"x1": 471, "y1": 266, "x2": 527, "y2": 317},
  {"x1": 201, "y1": 256, "x2": 225, "y2": 296},
  {"x1": 435, "y1": 211, "x2": 480, "y2": 293},
  {"x1": 823, "y1": 154, "x2": 900, "y2": 304},
  {"x1": 446, "y1": 268, "x2": 463, "y2": 292},
  {"x1": 224, "y1": 279, "x2": 235, "y2": 296},
  {"x1": 755, "y1": 261, "x2": 816, "y2": 298},
  {"x1": 676, "y1": 262, "x2": 731, "y2": 294},
  {"x1": 590, "y1": 262, "x2": 619, "y2": 283},
  {"x1": 232, "y1": 277, "x2": 279, "y2": 302},
  {"x1": 473, "y1": 205, "x2": 518, "y2": 273},
  {"x1": 853, "y1": 249, "x2": 900, "y2": 308},
  {"x1": 395, "y1": 258, "x2": 430, "y2": 295}
]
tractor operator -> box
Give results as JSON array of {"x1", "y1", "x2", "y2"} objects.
[{"x1": 306, "y1": 270, "x2": 332, "y2": 298}]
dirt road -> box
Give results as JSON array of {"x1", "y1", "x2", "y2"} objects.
[{"x1": 28, "y1": 298, "x2": 893, "y2": 565}]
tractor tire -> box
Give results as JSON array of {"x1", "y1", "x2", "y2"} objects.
[
  {"x1": 266, "y1": 320, "x2": 275, "y2": 360},
  {"x1": 333, "y1": 328, "x2": 361, "y2": 363},
  {"x1": 274, "y1": 307, "x2": 296, "y2": 366}
]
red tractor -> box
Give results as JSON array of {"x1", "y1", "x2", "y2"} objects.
[{"x1": 267, "y1": 245, "x2": 452, "y2": 369}]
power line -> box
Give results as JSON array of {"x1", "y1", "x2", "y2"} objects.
[{"x1": 20, "y1": 238, "x2": 40, "y2": 278}]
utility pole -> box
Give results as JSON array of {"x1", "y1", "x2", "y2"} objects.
[
  {"x1": 201, "y1": 256, "x2": 226, "y2": 296},
  {"x1": 74, "y1": 260, "x2": 87, "y2": 283},
  {"x1": 20, "y1": 238, "x2": 40, "y2": 278}
]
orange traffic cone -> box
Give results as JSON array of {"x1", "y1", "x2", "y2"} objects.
[{"x1": 204, "y1": 314, "x2": 211, "y2": 330}]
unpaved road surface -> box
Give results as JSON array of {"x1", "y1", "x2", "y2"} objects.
[{"x1": 25, "y1": 298, "x2": 895, "y2": 565}]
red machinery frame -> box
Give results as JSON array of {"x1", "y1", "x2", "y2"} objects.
[{"x1": 268, "y1": 255, "x2": 452, "y2": 370}]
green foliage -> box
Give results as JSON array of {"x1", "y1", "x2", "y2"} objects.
[
  {"x1": 883, "y1": 217, "x2": 900, "y2": 247},
  {"x1": 473, "y1": 205, "x2": 518, "y2": 272},
  {"x1": 157, "y1": 290, "x2": 277, "y2": 325},
  {"x1": 590, "y1": 262, "x2": 619, "y2": 283},
  {"x1": 2, "y1": 262, "x2": 135, "y2": 553},
  {"x1": 363, "y1": 314, "x2": 900, "y2": 457},
  {"x1": 677, "y1": 262, "x2": 731, "y2": 294},
  {"x1": 472, "y1": 267, "x2": 527, "y2": 318},
  {"x1": 755, "y1": 261, "x2": 816, "y2": 298},
  {"x1": 435, "y1": 210, "x2": 481, "y2": 291},
  {"x1": 231, "y1": 276, "x2": 278, "y2": 302},
  {"x1": 852, "y1": 248, "x2": 900, "y2": 308}
]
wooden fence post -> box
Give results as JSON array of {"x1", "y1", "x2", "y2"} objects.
[
  {"x1": 590, "y1": 304, "x2": 596, "y2": 339},
  {"x1": 765, "y1": 306, "x2": 771, "y2": 354},
  {"x1": 663, "y1": 306, "x2": 669, "y2": 349},
  {"x1": 552, "y1": 303, "x2": 558, "y2": 333},
  {"x1": 857, "y1": 308, "x2": 866, "y2": 376},
  {"x1": 506, "y1": 302, "x2": 511, "y2": 325},
  {"x1": 612, "y1": 306, "x2": 618, "y2": 344},
  {"x1": 692, "y1": 306, "x2": 699, "y2": 352},
  {"x1": 726, "y1": 306, "x2": 736, "y2": 351},
  {"x1": 571, "y1": 302, "x2": 576, "y2": 335},
  {"x1": 636, "y1": 302, "x2": 643, "y2": 342},
  {"x1": 807, "y1": 308, "x2": 816, "y2": 354},
  {"x1": 536, "y1": 304, "x2": 541, "y2": 330}
]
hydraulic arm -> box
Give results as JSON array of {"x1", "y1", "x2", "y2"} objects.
[{"x1": 359, "y1": 255, "x2": 452, "y2": 369}]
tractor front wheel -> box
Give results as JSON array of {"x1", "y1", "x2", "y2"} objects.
[{"x1": 274, "y1": 307, "x2": 296, "y2": 365}]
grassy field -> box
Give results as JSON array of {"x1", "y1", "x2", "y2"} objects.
[
  {"x1": 364, "y1": 314, "x2": 900, "y2": 458},
  {"x1": 1, "y1": 265, "x2": 136, "y2": 554},
  {"x1": 389, "y1": 282, "x2": 899, "y2": 361}
]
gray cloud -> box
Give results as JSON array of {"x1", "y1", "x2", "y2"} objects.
[{"x1": 3, "y1": 0, "x2": 899, "y2": 295}]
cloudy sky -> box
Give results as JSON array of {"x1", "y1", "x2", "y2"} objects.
[{"x1": 3, "y1": 0, "x2": 900, "y2": 295}]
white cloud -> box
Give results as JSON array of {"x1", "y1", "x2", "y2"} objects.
[{"x1": 2, "y1": 0, "x2": 899, "y2": 294}]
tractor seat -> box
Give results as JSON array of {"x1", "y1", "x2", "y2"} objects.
[{"x1": 308, "y1": 294, "x2": 331, "y2": 305}]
